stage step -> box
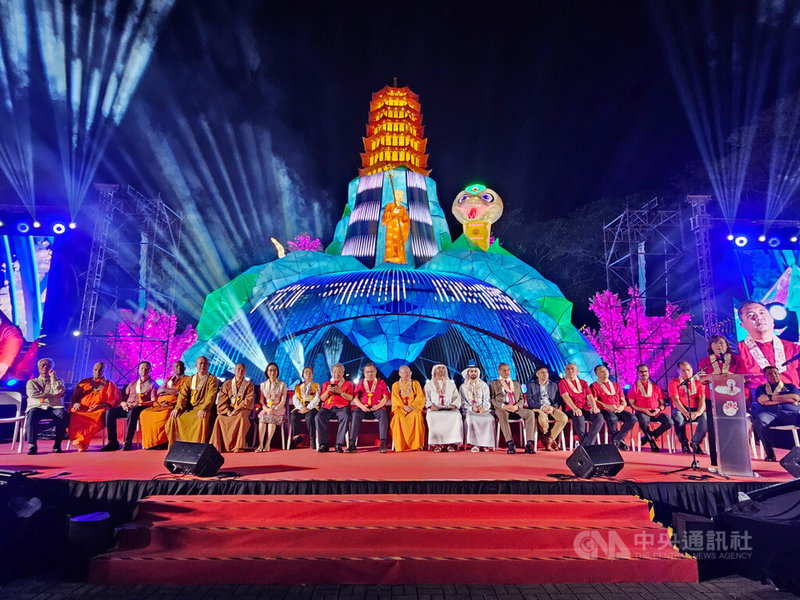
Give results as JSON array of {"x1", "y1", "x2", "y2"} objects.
[{"x1": 90, "y1": 494, "x2": 697, "y2": 585}]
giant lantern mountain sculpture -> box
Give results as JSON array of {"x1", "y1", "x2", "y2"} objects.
[{"x1": 184, "y1": 84, "x2": 600, "y2": 382}]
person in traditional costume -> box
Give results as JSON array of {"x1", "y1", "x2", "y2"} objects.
[
  {"x1": 525, "y1": 365, "x2": 568, "y2": 451},
  {"x1": 316, "y1": 363, "x2": 354, "y2": 452},
  {"x1": 102, "y1": 361, "x2": 158, "y2": 451},
  {"x1": 24, "y1": 358, "x2": 66, "y2": 454},
  {"x1": 165, "y1": 356, "x2": 219, "y2": 446},
  {"x1": 459, "y1": 362, "x2": 494, "y2": 452},
  {"x1": 753, "y1": 365, "x2": 800, "y2": 461},
  {"x1": 349, "y1": 363, "x2": 390, "y2": 453},
  {"x1": 255, "y1": 362, "x2": 286, "y2": 452},
  {"x1": 558, "y1": 362, "x2": 603, "y2": 448},
  {"x1": 289, "y1": 366, "x2": 320, "y2": 449},
  {"x1": 669, "y1": 361, "x2": 708, "y2": 455},
  {"x1": 737, "y1": 301, "x2": 800, "y2": 388},
  {"x1": 381, "y1": 189, "x2": 410, "y2": 264},
  {"x1": 139, "y1": 360, "x2": 187, "y2": 449},
  {"x1": 627, "y1": 363, "x2": 672, "y2": 453},
  {"x1": 69, "y1": 362, "x2": 120, "y2": 452},
  {"x1": 424, "y1": 364, "x2": 463, "y2": 452},
  {"x1": 590, "y1": 364, "x2": 635, "y2": 451},
  {"x1": 697, "y1": 335, "x2": 740, "y2": 384},
  {"x1": 390, "y1": 364, "x2": 426, "y2": 451},
  {"x1": 490, "y1": 363, "x2": 537, "y2": 454},
  {"x1": 209, "y1": 362, "x2": 254, "y2": 453}
]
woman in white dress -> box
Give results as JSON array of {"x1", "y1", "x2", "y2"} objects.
[
  {"x1": 424, "y1": 363, "x2": 463, "y2": 452},
  {"x1": 459, "y1": 363, "x2": 494, "y2": 452}
]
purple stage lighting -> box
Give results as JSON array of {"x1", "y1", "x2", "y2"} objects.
[
  {"x1": 734, "y1": 235, "x2": 748, "y2": 247},
  {"x1": 52, "y1": 223, "x2": 65, "y2": 234},
  {"x1": 16, "y1": 222, "x2": 29, "y2": 233},
  {"x1": 768, "y1": 237, "x2": 780, "y2": 248},
  {"x1": 726, "y1": 234, "x2": 734, "y2": 241},
  {"x1": 758, "y1": 234, "x2": 767, "y2": 242}
]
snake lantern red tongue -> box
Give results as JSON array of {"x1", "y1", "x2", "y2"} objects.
[{"x1": 451, "y1": 183, "x2": 504, "y2": 250}]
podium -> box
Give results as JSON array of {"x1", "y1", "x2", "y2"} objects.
[{"x1": 707, "y1": 374, "x2": 753, "y2": 477}]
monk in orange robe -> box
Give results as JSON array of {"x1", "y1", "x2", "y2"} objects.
[
  {"x1": 69, "y1": 362, "x2": 121, "y2": 451},
  {"x1": 139, "y1": 360, "x2": 188, "y2": 449},
  {"x1": 165, "y1": 356, "x2": 219, "y2": 446},
  {"x1": 381, "y1": 189, "x2": 410, "y2": 264},
  {"x1": 390, "y1": 364, "x2": 426, "y2": 451}
]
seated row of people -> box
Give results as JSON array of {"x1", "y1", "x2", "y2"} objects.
[{"x1": 23, "y1": 349, "x2": 780, "y2": 458}]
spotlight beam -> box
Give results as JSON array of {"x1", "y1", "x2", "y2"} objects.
[{"x1": 0, "y1": 0, "x2": 35, "y2": 215}]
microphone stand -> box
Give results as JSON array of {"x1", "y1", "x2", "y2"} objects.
[{"x1": 663, "y1": 363, "x2": 728, "y2": 479}]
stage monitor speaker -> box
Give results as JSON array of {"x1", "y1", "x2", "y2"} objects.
[
  {"x1": 164, "y1": 441, "x2": 224, "y2": 477},
  {"x1": 566, "y1": 444, "x2": 624, "y2": 478},
  {"x1": 780, "y1": 446, "x2": 800, "y2": 478}
]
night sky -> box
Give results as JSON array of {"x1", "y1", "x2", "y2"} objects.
[{"x1": 104, "y1": 0, "x2": 705, "y2": 224}]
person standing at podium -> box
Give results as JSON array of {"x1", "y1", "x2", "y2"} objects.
[
  {"x1": 737, "y1": 301, "x2": 800, "y2": 388},
  {"x1": 669, "y1": 362, "x2": 708, "y2": 455},
  {"x1": 698, "y1": 335, "x2": 740, "y2": 383},
  {"x1": 752, "y1": 365, "x2": 800, "y2": 462}
]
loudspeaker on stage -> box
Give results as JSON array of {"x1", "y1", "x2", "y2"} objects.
[
  {"x1": 164, "y1": 441, "x2": 224, "y2": 477},
  {"x1": 566, "y1": 444, "x2": 624, "y2": 478}
]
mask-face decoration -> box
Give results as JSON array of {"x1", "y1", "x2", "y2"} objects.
[{"x1": 451, "y1": 184, "x2": 504, "y2": 250}]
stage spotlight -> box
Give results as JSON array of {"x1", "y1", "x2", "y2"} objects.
[
  {"x1": 726, "y1": 234, "x2": 734, "y2": 241},
  {"x1": 734, "y1": 236, "x2": 748, "y2": 247},
  {"x1": 792, "y1": 236, "x2": 799, "y2": 243},
  {"x1": 768, "y1": 237, "x2": 780, "y2": 248},
  {"x1": 71, "y1": 330, "x2": 81, "y2": 337},
  {"x1": 32, "y1": 220, "x2": 41, "y2": 229},
  {"x1": 0, "y1": 221, "x2": 3, "y2": 227},
  {"x1": 16, "y1": 222, "x2": 29, "y2": 233},
  {"x1": 68, "y1": 222, "x2": 77, "y2": 229},
  {"x1": 758, "y1": 234, "x2": 767, "y2": 242},
  {"x1": 52, "y1": 223, "x2": 66, "y2": 235},
  {"x1": 769, "y1": 304, "x2": 788, "y2": 321}
]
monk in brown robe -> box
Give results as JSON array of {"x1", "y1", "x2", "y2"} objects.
[
  {"x1": 381, "y1": 189, "x2": 410, "y2": 264},
  {"x1": 69, "y1": 362, "x2": 121, "y2": 451},
  {"x1": 139, "y1": 360, "x2": 188, "y2": 449},
  {"x1": 165, "y1": 356, "x2": 219, "y2": 446},
  {"x1": 210, "y1": 362, "x2": 254, "y2": 452}
]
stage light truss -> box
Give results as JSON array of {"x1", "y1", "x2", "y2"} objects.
[
  {"x1": 603, "y1": 198, "x2": 695, "y2": 383},
  {"x1": 70, "y1": 182, "x2": 182, "y2": 384}
]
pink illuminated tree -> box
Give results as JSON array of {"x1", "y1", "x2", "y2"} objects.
[
  {"x1": 287, "y1": 233, "x2": 323, "y2": 252},
  {"x1": 584, "y1": 287, "x2": 691, "y2": 386},
  {"x1": 106, "y1": 308, "x2": 197, "y2": 382}
]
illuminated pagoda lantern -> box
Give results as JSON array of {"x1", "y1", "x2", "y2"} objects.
[{"x1": 184, "y1": 83, "x2": 600, "y2": 383}]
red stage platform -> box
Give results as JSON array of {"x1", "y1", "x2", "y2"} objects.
[{"x1": 0, "y1": 442, "x2": 790, "y2": 483}]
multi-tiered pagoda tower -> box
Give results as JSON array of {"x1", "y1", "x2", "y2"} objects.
[{"x1": 359, "y1": 84, "x2": 430, "y2": 176}]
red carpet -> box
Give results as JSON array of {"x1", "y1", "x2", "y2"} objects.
[{"x1": 90, "y1": 494, "x2": 698, "y2": 585}]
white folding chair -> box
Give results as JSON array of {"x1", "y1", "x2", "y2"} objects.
[
  {"x1": 495, "y1": 416, "x2": 527, "y2": 449},
  {"x1": 0, "y1": 392, "x2": 26, "y2": 452}
]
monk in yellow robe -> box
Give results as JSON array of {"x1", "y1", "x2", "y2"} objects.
[
  {"x1": 69, "y1": 362, "x2": 121, "y2": 451},
  {"x1": 381, "y1": 189, "x2": 410, "y2": 264},
  {"x1": 390, "y1": 364, "x2": 426, "y2": 451},
  {"x1": 165, "y1": 356, "x2": 219, "y2": 446},
  {"x1": 139, "y1": 360, "x2": 188, "y2": 449},
  {"x1": 210, "y1": 362, "x2": 254, "y2": 452}
]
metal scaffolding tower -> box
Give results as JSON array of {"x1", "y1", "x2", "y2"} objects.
[
  {"x1": 602, "y1": 199, "x2": 694, "y2": 385},
  {"x1": 70, "y1": 184, "x2": 182, "y2": 384}
]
